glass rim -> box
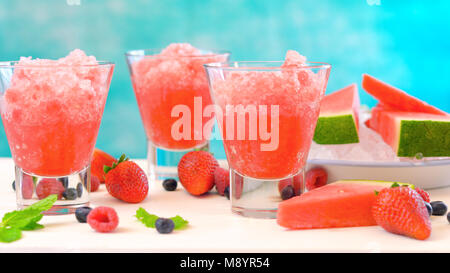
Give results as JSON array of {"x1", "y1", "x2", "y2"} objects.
[
  {"x1": 0, "y1": 60, "x2": 115, "y2": 68},
  {"x1": 125, "y1": 48, "x2": 231, "y2": 59},
  {"x1": 204, "y1": 61, "x2": 331, "y2": 70}
]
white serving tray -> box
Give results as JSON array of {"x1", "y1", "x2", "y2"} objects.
[{"x1": 306, "y1": 158, "x2": 450, "y2": 190}]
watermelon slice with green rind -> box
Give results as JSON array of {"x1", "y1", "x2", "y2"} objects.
[
  {"x1": 313, "y1": 84, "x2": 360, "y2": 144},
  {"x1": 277, "y1": 180, "x2": 414, "y2": 230},
  {"x1": 369, "y1": 109, "x2": 450, "y2": 157}
]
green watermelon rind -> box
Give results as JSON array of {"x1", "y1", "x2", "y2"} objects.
[
  {"x1": 397, "y1": 120, "x2": 450, "y2": 157},
  {"x1": 313, "y1": 114, "x2": 359, "y2": 144}
]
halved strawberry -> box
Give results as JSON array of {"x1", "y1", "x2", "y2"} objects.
[{"x1": 178, "y1": 151, "x2": 218, "y2": 196}]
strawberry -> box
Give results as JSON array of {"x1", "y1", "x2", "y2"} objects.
[
  {"x1": 415, "y1": 187, "x2": 430, "y2": 203},
  {"x1": 178, "y1": 151, "x2": 218, "y2": 196},
  {"x1": 305, "y1": 167, "x2": 328, "y2": 191},
  {"x1": 104, "y1": 155, "x2": 148, "y2": 203},
  {"x1": 91, "y1": 148, "x2": 117, "y2": 183},
  {"x1": 372, "y1": 186, "x2": 431, "y2": 240},
  {"x1": 214, "y1": 167, "x2": 230, "y2": 196}
]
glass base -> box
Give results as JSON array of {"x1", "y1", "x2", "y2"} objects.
[
  {"x1": 230, "y1": 168, "x2": 305, "y2": 219},
  {"x1": 15, "y1": 165, "x2": 90, "y2": 215},
  {"x1": 147, "y1": 140, "x2": 209, "y2": 181}
]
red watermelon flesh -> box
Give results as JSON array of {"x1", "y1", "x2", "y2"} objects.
[
  {"x1": 362, "y1": 74, "x2": 448, "y2": 115},
  {"x1": 320, "y1": 83, "x2": 360, "y2": 128},
  {"x1": 277, "y1": 181, "x2": 387, "y2": 229},
  {"x1": 365, "y1": 103, "x2": 392, "y2": 130}
]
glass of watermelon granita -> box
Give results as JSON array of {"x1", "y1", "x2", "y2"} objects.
[
  {"x1": 0, "y1": 50, "x2": 114, "y2": 214},
  {"x1": 205, "y1": 51, "x2": 331, "y2": 218},
  {"x1": 125, "y1": 43, "x2": 229, "y2": 181}
]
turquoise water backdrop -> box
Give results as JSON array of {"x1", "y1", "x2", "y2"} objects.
[{"x1": 0, "y1": 0, "x2": 449, "y2": 159}]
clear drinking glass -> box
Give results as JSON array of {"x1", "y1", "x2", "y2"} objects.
[
  {"x1": 125, "y1": 49, "x2": 229, "y2": 181},
  {"x1": 0, "y1": 61, "x2": 114, "y2": 214},
  {"x1": 204, "y1": 61, "x2": 331, "y2": 218}
]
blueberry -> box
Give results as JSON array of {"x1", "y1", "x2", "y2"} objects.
[
  {"x1": 12, "y1": 180, "x2": 15, "y2": 191},
  {"x1": 58, "y1": 177, "x2": 69, "y2": 189},
  {"x1": 63, "y1": 188, "x2": 78, "y2": 200},
  {"x1": 75, "y1": 206, "x2": 92, "y2": 223},
  {"x1": 155, "y1": 218, "x2": 175, "y2": 234},
  {"x1": 447, "y1": 212, "x2": 450, "y2": 224},
  {"x1": 425, "y1": 202, "x2": 433, "y2": 216},
  {"x1": 430, "y1": 201, "x2": 448, "y2": 216},
  {"x1": 162, "y1": 179, "x2": 178, "y2": 191},
  {"x1": 224, "y1": 186, "x2": 230, "y2": 200},
  {"x1": 281, "y1": 185, "x2": 295, "y2": 200},
  {"x1": 76, "y1": 183, "x2": 83, "y2": 197}
]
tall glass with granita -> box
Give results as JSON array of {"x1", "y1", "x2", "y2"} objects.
[
  {"x1": 205, "y1": 51, "x2": 331, "y2": 218},
  {"x1": 0, "y1": 50, "x2": 114, "y2": 214},
  {"x1": 126, "y1": 43, "x2": 229, "y2": 181}
]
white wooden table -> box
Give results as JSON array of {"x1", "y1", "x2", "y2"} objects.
[{"x1": 0, "y1": 158, "x2": 449, "y2": 253}]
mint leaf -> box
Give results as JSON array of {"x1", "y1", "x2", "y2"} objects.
[
  {"x1": 135, "y1": 208, "x2": 189, "y2": 230},
  {"x1": 135, "y1": 207, "x2": 158, "y2": 228},
  {"x1": 1, "y1": 210, "x2": 40, "y2": 229},
  {"x1": 21, "y1": 214, "x2": 44, "y2": 231},
  {"x1": 27, "y1": 194, "x2": 57, "y2": 211},
  {"x1": 1, "y1": 194, "x2": 57, "y2": 229},
  {"x1": 171, "y1": 215, "x2": 189, "y2": 229},
  {"x1": 0, "y1": 227, "x2": 22, "y2": 243}
]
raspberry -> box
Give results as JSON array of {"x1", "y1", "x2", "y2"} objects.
[
  {"x1": 305, "y1": 167, "x2": 328, "y2": 191},
  {"x1": 36, "y1": 178, "x2": 65, "y2": 200},
  {"x1": 87, "y1": 207, "x2": 119, "y2": 233},
  {"x1": 415, "y1": 188, "x2": 430, "y2": 203}
]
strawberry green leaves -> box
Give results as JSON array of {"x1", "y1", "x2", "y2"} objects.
[
  {"x1": 135, "y1": 207, "x2": 189, "y2": 231},
  {"x1": 0, "y1": 194, "x2": 57, "y2": 243},
  {"x1": 103, "y1": 154, "x2": 129, "y2": 174}
]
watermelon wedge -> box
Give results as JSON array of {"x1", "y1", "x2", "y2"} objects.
[
  {"x1": 277, "y1": 180, "x2": 413, "y2": 230},
  {"x1": 313, "y1": 84, "x2": 360, "y2": 144},
  {"x1": 368, "y1": 109, "x2": 450, "y2": 157},
  {"x1": 362, "y1": 74, "x2": 448, "y2": 115}
]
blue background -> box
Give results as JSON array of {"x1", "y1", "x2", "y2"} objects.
[{"x1": 1, "y1": 0, "x2": 449, "y2": 159}]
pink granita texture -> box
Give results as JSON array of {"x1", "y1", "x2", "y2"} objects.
[
  {"x1": 210, "y1": 50, "x2": 330, "y2": 179},
  {"x1": 129, "y1": 43, "x2": 229, "y2": 149},
  {"x1": 282, "y1": 50, "x2": 307, "y2": 66},
  {"x1": 0, "y1": 49, "x2": 114, "y2": 176},
  {"x1": 2, "y1": 49, "x2": 111, "y2": 124}
]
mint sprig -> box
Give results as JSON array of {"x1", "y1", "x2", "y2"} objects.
[
  {"x1": 0, "y1": 194, "x2": 57, "y2": 243},
  {"x1": 135, "y1": 207, "x2": 189, "y2": 230}
]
